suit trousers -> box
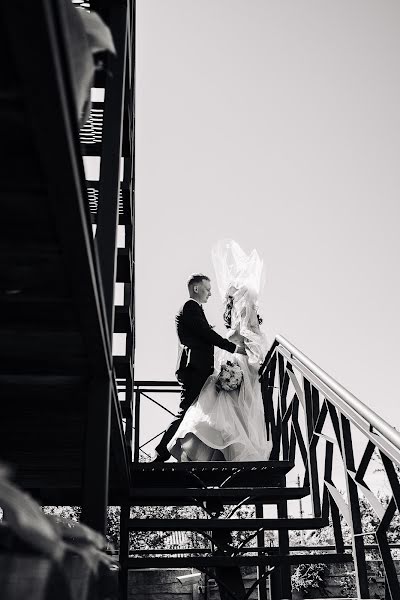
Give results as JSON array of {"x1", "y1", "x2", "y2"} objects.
[{"x1": 155, "y1": 367, "x2": 211, "y2": 457}]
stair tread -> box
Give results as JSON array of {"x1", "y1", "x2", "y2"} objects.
[
  {"x1": 132, "y1": 460, "x2": 293, "y2": 472},
  {"x1": 130, "y1": 460, "x2": 294, "y2": 487},
  {"x1": 128, "y1": 517, "x2": 328, "y2": 530}
]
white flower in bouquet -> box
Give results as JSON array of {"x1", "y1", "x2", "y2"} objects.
[{"x1": 216, "y1": 360, "x2": 243, "y2": 392}]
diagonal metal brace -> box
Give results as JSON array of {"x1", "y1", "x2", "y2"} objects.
[
  {"x1": 220, "y1": 469, "x2": 246, "y2": 488},
  {"x1": 231, "y1": 528, "x2": 265, "y2": 557},
  {"x1": 140, "y1": 391, "x2": 177, "y2": 417},
  {"x1": 243, "y1": 567, "x2": 275, "y2": 600},
  {"x1": 226, "y1": 496, "x2": 253, "y2": 519}
]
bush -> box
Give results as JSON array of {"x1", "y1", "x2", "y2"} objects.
[{"x1": 291, "y1": 562, "x2": 326, "y2": 595}]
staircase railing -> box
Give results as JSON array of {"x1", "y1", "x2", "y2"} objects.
[{"x1": 260, "y1": 335, "x2": 400, "y2": 599}]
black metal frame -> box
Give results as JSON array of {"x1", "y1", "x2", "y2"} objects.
[
  {"x1": 1, "y1": 0, "x2": 135, "y2": 535},
  {"x1": 80, "y1": 1, "x2": 136, "y2": 593},
  {"x1": 132, "y1": 381, "x2": 181, "y2": 461},
  {"x1": 260, "y1": 335, "x2": 400, "y2": 599},
  {"x1": 74, "y1": 0, "x2": 135, "y2": 531},
  {"x1": 126, "y1": 333, "x2": 400, "y2": 600},
  {"x1": 10, "y1": 1, "x2": 398, "y2": 597}
]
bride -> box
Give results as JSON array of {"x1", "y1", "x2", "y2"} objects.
[{"x1": 167, "y1": 240, "x2": 272, "y2": 462}]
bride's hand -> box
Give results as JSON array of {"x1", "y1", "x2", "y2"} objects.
[{"x1": 235, "y1": 345, "x2": 247, "y2": 355}]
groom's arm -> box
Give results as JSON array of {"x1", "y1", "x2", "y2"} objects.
[{"x1": 183, "y1": 301, "x2": 237, "y2": 353}]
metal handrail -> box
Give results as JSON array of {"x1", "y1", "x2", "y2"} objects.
[
  {"x1": 259, "y1": 335, "x2": 400, "y2": 597},
  {"x1": 134, "y1": 381, "x2": 180, "y2": 387},
  {"x1": 271, "y1": 335, "x2": 400, "y2": 454}
]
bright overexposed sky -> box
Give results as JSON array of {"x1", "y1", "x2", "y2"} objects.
[{"x1": 133, "y1": 0, "x2": 400, "y2": 455}]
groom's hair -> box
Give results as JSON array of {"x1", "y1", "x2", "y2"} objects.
[{"x1": 187, "y1": 273, "x2": 210, "y2": 290}]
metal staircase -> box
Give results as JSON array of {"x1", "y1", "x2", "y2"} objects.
[
  {"x1": 0, "y1": 0, "x2": 134, "y2": 532},
  {"x1": 122, "y1": 339, "x2": 400, "y2": 600},
  {"x1": 125, "y1": 460, "x2": 336, "y2": 600},
  {"x1": 2, "y1": 2, "x2": 400, "y2": 600}
]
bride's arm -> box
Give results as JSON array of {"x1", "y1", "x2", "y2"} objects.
[
  {"x1": 226, "y1": 327, "x2": 247, "y2": 356},
  {"x1": 234, "y1": 306, "x2": 267, "y2": 365},
  {"x1": 225, "y1": 292, "x2": 265, "y2": 360},
  {"x1": 227, "y1": 328, "x2": 244, "y2": 344}
]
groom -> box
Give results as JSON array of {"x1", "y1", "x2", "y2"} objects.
[{"x1": 152, "y1": 273, "x2": 244, "y2": 462}]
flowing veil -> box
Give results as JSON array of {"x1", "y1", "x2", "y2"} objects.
[
  {"x1": 211, "y1": 239, "x2": 265, "y2": 301},
  {"x1": 212, "y1": 240, "x2": 268, "y2": 365}
]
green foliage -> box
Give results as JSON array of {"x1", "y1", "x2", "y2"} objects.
[
  {"x1": 288, "y1": 490, "x2": 400, "y2": 594},
  {"x1": 220, "y1": 504, "x2": 257, "y2": 548},
  {"x1": 291, "y1": 493, "x2": 400, "y2": 550},
  {"x1": 291, "y1": 562, "x2": 326, "y2": 593},
  {"x1": 338, "y1": 573, "x2": 357, "y2": 598},
  {"x1": 43, "y1": 485, "x2": 400, "y2": 564},
  {"x1": 106, "y1": 506, "x2": 120, "y2": 550},
  {"x1": 106, "y1": 503, "x2": 276, "y2": 553},
  {"x1": 42, "y1": 506, "x2": 81, "y2": 521},
  {"x1": 104, "y1": 505, "x2": 209, "y2": 553},
  {"x1": 129, "y1": 505, "x2": 204, "y2": 553}
]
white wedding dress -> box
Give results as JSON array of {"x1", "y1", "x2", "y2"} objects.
[{"x1": 167, "y1": 240, "x2": 273, "y2": 462}]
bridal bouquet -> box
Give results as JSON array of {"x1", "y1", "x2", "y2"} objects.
[{"x1": 216, "y1": 360, "x2": 243, "y2": 392}]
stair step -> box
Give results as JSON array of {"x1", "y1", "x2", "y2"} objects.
[
  {"x1": 130, "y1": 486, "x2": 310, "y2": 505},
  {"x1": 114, "y1": 355, "x2": 133, "y2": 379},
  {"x1": 127, "y1": 552, "x2": 353, "y2": 569},
  {"x1": 0, "y1": 297, "x2": 78, "y2": 330},
  {"x1": 131, "y1": 460, "x2": 294, "y2": 488},
  {"x1": 114, "y1": 305, "x2": 132, "y2": 333},
  {"x1": 128, "y1": 517, "x2": 328, "y2": 531},
  {"x1": 116, "y1": 248, "x2": 132, "y2": 282}
]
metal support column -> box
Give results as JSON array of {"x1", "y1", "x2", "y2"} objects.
[
  {"x1": 277, "y1": 486, "x2": 291, "y2": 599},
  {"x1": 95, "y1": 1, "x2": 128, "y2": 335},
  {"x1": 256, "y1": 503, "x2": 267, "y2": 600},
  {"x1": 119, "y1": 502, "x2": 130, "y2": 600},
  {"x1": 81, "y1": 378, "x2": 112, "y2": 533},
  {"x1": 133, "y1": 388, "x2": 141, "y2": 462}
]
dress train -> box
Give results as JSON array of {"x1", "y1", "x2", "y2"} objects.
[{"x1": 167, "y1": 350, "x2": 272, "y2": 462}]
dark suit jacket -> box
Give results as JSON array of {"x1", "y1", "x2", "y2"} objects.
[{"x1": 175, "y1": 299, "x2": 236, "y2": 379}]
